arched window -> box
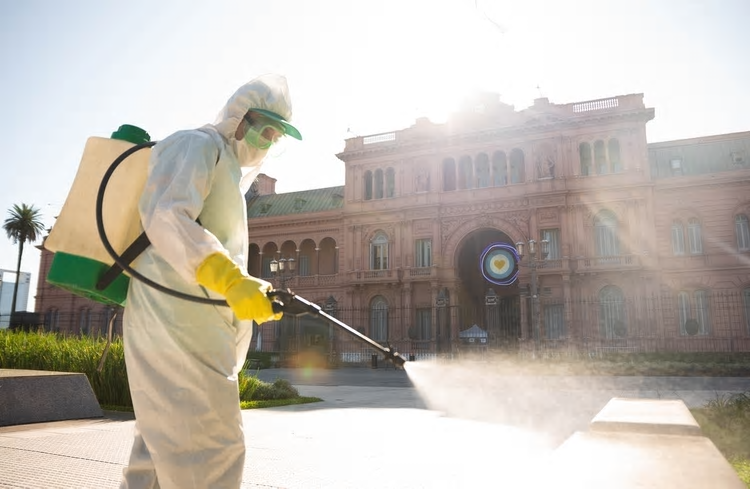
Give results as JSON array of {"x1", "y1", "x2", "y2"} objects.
[
  {"x1": 385, "y1": 168, "x2": 395, "y2": 198},
  {"x1": 298, "y1": 238, "x2": 317, "y2": 276},
  {"x1": 475, "y1": 153, "x2": 490, "y2": 188},
  {"x1": 442, "y1": 158, "x2": 456, "y2": 191},
  {"x1": 364, "y1": 170, "x2": 373, "y2": 200},
  {"x1": 261, "y1": 242, "x2": 279, "y2": 279},
  {"x1": 671, "y1": 220, "x2": 685, "y2": 255},
  {"x1": 594, "y1": 210, "x2": 619, "y2": 257},
  {"x1": 736, "y1": 214, "x2": 750, "y2": 251},
  {"x1": 599, "y1": 286, "x2": 626, "y2": 338},
  {"x1": 248, "y1": 243, "x2": 262, "y2": 278},
  {"x1": 688, "y1": 218, "x2": 703, "y2": 254},
  {"x1": 608, "y1": 139, "x2": 622, "y2": 173},
  {"x1": 318, "y1": 237, "x2": 338, "y2": 275},
  {"x1": 458, "y1": 156, "x2": 473, "y2": 190},
  {"x1": 492, "y1": 151, "x2": 507, "y2": 186},
  {"x1": 509, "y1": 149, "x2": 525, "y2": 184},
  {"x1": 370, "y1": 232, "x2": 389, "y2": 270},
  {"x1": 594, "y1": 140, "x2": 607, "y2": 175},
  {"x1": 374, "y1": 169, "x2": 384, "y2": 199},
  {"x1": 579, "y1": 142, "x2": 592, "y2": 176},
  {"x1": 370, "y1": 296, "x2": 389, "y2": 342}
]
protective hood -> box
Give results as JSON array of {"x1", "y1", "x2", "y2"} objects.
[{"x1": 208, "y1": 74, "x2": 297, "y2": 188}]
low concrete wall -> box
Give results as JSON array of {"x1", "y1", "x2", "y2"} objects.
[
  {"x1": 0, "y1": 369, "x2": 103, "y2": 427},
  {"x1": 590, "y1": 397, "x2": 703, "y2": 436},
  {"x1": 546, "y1": 397, "x2": 744, "y2": 488}
]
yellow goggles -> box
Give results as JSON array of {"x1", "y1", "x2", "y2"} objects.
[{"x1": 243, "y1": 113, "x2": 286, "y2": 150}]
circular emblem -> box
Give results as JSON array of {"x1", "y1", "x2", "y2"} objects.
[{"x1": 480, "y1": 243, "x2": 519, "y2": 286}]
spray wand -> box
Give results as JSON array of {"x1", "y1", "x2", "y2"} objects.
[{"x1": 268, "y1": 289, "x2": 407, "y2": 368}]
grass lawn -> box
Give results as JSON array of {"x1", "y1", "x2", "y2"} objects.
[
  {"x1": 691, "y1": 393, "x2": 750, "y2": 488},
  {"x1": 241, "y1": 397, "x2": 322, "y2": 409}
]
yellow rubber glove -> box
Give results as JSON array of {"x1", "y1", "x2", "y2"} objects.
[{"x1": 196, "y1": 252, "x2": 283, "y2": 324}]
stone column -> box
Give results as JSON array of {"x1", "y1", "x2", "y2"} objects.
[{"x1": 432, "y1": 218, "x2": 441, "y2": 267}]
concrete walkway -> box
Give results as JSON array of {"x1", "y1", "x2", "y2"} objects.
[{"x1": 1, "y1": 368, "x2": 748, "y2": 488}]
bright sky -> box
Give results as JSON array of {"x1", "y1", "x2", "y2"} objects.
[{"x1": 1, "y1": 0, "x2": 749, "y2": 310}]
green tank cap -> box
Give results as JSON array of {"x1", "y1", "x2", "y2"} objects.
[{"x1": 111, "y1": 124, "x2": 151, "y2": 144}]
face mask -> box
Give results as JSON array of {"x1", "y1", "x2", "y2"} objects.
[{"x1": 231, "y1": 136, "x2": 268, "y2": 169}]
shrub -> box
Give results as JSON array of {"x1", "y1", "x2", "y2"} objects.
[{"x1": 237, "y1": 367, "x2": 299, "y2": 402}]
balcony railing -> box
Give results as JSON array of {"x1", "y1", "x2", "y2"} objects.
[
  {"x1": 284, "y1": 274, "x2": 340, "y2": 289},
  {"x1": 349, "y1": 269, "x2": 395, "y2": 283},
  {"x1": 537, "y1": 259, "x2": 563, "y2": 270},
  {"x1": 348, "y1": 266, "x2": 438, "y2": 283},
  {"x1": 576, "y1": 255, "x2": 640, "y2": 270},
  {"x1": 573, "y1": 97, "x2": 619, "y2": 113},
  {"x1": 560, "y1": 94, "x2": 645, "y2": 115},
  {"x1": 408, "y1": 267, "x2": 437, "y2": 278},
  {"x1": 659, "y1": 254, "x2": 709, "y2": 270}
]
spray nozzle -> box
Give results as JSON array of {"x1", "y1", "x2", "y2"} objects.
[{"x1": 383, "y1": 344, "x2": 407, "y2": 369}]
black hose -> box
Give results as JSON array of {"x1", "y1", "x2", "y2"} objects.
[{"x1": 95, "y1": 142, "x2": 226, "y2": 306}]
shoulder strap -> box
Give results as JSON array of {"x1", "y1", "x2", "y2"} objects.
[{"x1": 95, "y1": 147, "x2": 221, "y2": 292}]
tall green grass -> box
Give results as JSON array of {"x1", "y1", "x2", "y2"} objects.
[
  {"x1": 692, "y1": 393, "x2": 750, "y2": 487},
  {"x1": 0, "y1": 330, "x2": 308, "y2": 410},
  {"x1": 0, "y1": 329, "x2": 131, "y2": 407},
  {"x1": 238, "y1": 365, "x2": 299, "y2": 401}
]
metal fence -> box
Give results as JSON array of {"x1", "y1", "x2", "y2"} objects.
[
  {"x1": 251, "y1": 291, "x2": 750, "y2": 365},
  {"x1": 5, "y1": 291, "x2": 750, "y2": 364}
]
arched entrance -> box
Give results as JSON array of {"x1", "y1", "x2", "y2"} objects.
[{"x1": 456, "y1": 228, "x2": 521, "y2": 350}]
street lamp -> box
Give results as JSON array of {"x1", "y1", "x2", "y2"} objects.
[
  {"x1": 270, "y1": 254, "x2": 296, "y2": 289},
  {"x1": 515, "y1": 238, "x2": 549, "y2": 350}
]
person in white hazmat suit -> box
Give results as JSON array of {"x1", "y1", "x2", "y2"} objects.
[{"x1": 120, "y1": 74, "x2": 302, "y2": 489}]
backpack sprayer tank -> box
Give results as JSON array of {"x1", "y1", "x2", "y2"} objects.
[{"x1": 44, "y1": 125, "x2": 152, "y2": 307}]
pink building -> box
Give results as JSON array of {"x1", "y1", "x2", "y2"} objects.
[{"x1": 35, "y1": 93, "x2": 750, "y2": 364}]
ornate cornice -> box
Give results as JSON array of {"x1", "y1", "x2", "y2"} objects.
[
  {"x1": 248, "y1": 219, "x2": 342, "y2": 231},
  {"x1": 339, "y1": 109, "x2": 655, "y2": 161}
]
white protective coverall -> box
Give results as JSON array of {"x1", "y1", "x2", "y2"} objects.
[{"x1": 120, "y1": 74, "x2": 294, "y2": 489}]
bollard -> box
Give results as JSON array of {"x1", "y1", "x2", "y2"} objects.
[{"x1": 371, "y1": 354, "x2": 378, "y2": 369}]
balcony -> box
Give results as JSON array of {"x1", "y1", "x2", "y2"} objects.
[
  {"x1": 560, "y1": 94, "x2": 646, "y2": 115},
  {"x1": 284, "y1": 274, "x2": 340, "y2": 289},
  {"x1": 347, "y1": 266, "x2": 439, "y2": 284},
  {"x1": 575, "y1": 255, "x2": 641, "y2": 272},
  {"x1": 349, "y1": 269, "x2": 397, "y2": 284},
  {"x1": 537, "y1": 259, "x2": 564, "y2": 270},
  {"x1": 659, "y1": 254, "x2": 709, "y2": 270},
  {"x1": 406, "y1": 266, "x2": 438, "y2": 280},
  {"x1": 660, "y1": 251, "x2": 749, "y2": 270}
]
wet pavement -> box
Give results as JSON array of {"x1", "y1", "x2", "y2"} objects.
[{"x1": 1, "y1": 367, "x2": 748, "y2": 488}]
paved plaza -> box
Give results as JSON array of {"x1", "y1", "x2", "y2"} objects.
[{"x1": 2, "y1": 367, "x2": 749, "y2": 488}]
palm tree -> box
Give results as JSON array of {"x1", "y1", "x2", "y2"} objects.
[{"x1": 3, "y1": 203, "x2": 46, "y2": 319}]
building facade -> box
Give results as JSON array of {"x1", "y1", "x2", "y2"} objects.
[{"x1": 35, "y1": 93, "x2": 750, "y2": 363}]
